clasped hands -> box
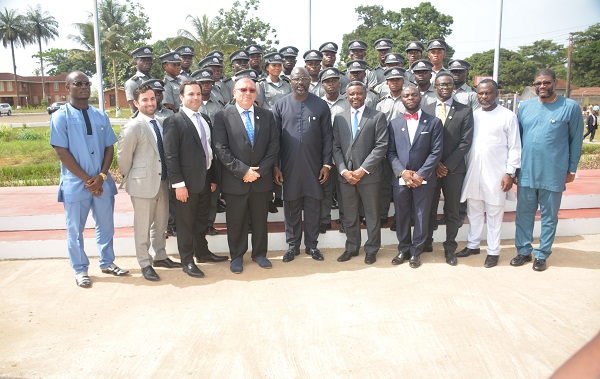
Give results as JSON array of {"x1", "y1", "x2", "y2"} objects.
[
  {"x1": 402, "y1": 170, "x2": 424, "y2": 188},
  {"x1": 342, "y1": 168, "x2": 366, "y2": 185},
  {"x1": 85, "y1": 175, "x2": 104, "y2": 196},
  {"x1": 243, "y1": 167, "x2": 261, "y2": 183}
]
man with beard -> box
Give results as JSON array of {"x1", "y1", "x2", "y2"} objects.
[
  {"x1": 346, "y1": 40, "x2": 378, "y2": 89},
  {"x1": 511, "y1": 68, "x2": 583, "y2": 271},
  {"x1": 176, "y1": 45, "x2": 195, "y2": 81},
  {"x1": 448, "y1": 59, "x2": 479, "y2": 111},
  {"x1": 405, "y1": 41, "x2": 425, "y2": 86},
  {"x1": 410, "y1": 60, "x2": 436, "y2": 104},
  {"x1": 272, "y1": 67, "x2": 333, "y2": 263},
  {"x1": 388, "y1": 86, "x2": 443, "y2": 268},
  {"x1": 125, "y1": 46, "x2": 154, "y2": 113},
  {"x1": 279, "y1": 46, "x2": 299, "y2": 78}
]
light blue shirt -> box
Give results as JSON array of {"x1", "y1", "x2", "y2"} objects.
[{"x1": 50, "y1": 103, "x2": 118, "y2": 202}]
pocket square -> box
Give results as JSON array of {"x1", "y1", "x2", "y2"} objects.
[{"x1": 420, "y1": 131, "x2": 429, "y2": 134}]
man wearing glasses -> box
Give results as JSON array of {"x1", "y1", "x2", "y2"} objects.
[
  {"x1": 511, "y1": 68, "x2": 584, "y2": 271},
  {"x1": 50, "y1": 71, "x2": 129, "y2": 287},
  {"x1": 272, "y1": 68, "x2": 333, "y2": 263}
]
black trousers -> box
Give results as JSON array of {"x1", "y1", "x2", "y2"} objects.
[
  {"x1": 175, "y1": 180, "x2": 211, "y2": 265},
  {"x1": 284, "y1": 196, "x2": 321, "y2": 250},
  {"x1": 426, "y1": 173, "x2": 465, "y2": 253},
  {"x1": 224, "y1": 189, "x2": 270, "y2": 260}
]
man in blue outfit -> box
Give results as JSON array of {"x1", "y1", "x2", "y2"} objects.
[
  {"x1": 511, "y1": 68, "x2": 584, "y2": 271},
  {"x1": 50, "y1": 71, "x2": 129, "y2": 287}
]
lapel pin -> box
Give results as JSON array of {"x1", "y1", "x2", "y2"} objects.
[
  {"x1": 401, "y1": 128, "x2": 405, "y2": 131},
  {"x1": 256, "y1": 116, "x2": 260, "y2": 119},
  {"x1": 550, "y1": 119, "x2": 555, "y2": 123},
  {"x1": 448, "y1": 116, "x2": 453, "y2": 119},
  {"x1": 424, "y1": 120, "x2": 428, "y2": 123}
]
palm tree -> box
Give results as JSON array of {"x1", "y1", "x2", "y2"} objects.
[
  {"x1": 26, "y1": 5, "x2": 59, "y2": 104},
  {"x1": 175, "y1": 14, "x2": 233, "y2": 58},
  {"x1": 0, "y1": 8, "x2": 32, "y2": 108},
  {"x1": 102, "y1": 24, "x2": 128, "y2": 113}
]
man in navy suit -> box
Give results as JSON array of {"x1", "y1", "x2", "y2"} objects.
[{"x1": 388, "y1": 86, "x2": 443, "y2": 268}]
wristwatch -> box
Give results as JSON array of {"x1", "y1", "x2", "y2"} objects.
[
  {"x1": 99, "y1": 172, "x2": 108, "y2": 181},
  {"x1": 322, "y1": 164, "x2": 332, "y2": 169},
  {"x1": 506, "y1": 173, "x2": 516, "y2": 178}
]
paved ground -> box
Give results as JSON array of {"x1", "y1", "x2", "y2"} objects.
[{"x1": 1, "y1": 235, "x2": 599, "y2": 378}]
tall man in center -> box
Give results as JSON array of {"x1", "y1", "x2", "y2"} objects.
[
  {"x1": 213, "y1": 78, "x2": 279, "y2": 274},
  {"x1": 273, "y1": 67, "x2": 333, "y2": 262}
]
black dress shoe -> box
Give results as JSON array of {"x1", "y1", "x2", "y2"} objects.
[
  {"x1": 380, "y1": 218, "x2": 388, "y2": 226},
  {"x1": 360, "y1": 216, "x2": 366, "y2": 225},
  {"x1": 423, "y1": 245, "x2": 433, "y2": 253},
  {"x1": 484, "y1": 255, "x2": 499, "y2": 268},
  {"x1": 337, "y1": 250, "x2": 358, "y2": 262},
  {"x1": 364, "y1": 253, "x2": 376, "y2": 265},
  {"x1": 207, "y1": 226, "x2": 218, "y2": 236},
  {"x1": 533, "y1": 258, "x2": 547, "y2": 271},
  {"x1": 274, "y1": 197, "x2": 284, "y2": 207},
  {"x1": 445, "y1": 251, "x2": 457, "y2": 266},
  {"x1": 142, "y1": 266, "x2": 160, "y2": 281},
  {"x1": 331, "y1": 199, "x2": 339, "y2": 210},
  {"x1": 268, "y1": 201, "x2": 278, "y2": 213},
  {"x1": 153, "y1": 257, "x2": 182, "y2": 269},
  {"x1": 306, "y1": 247, "x2": 324, "y2": 261},
  {"x1": 319, "y1": 223, "x2": 331, "y2": 234},
  {"x1": 390, "y1": 220, "x2": 396, "y2": 231},
  {"x1": 282, "y1": 248, "x2": 300, "y2": 262},
  {"x1": 456, "y1": 247, "x2": 480, "y2": 257},
  {"x1": 391, "y1": 252, "x2": 411, "y2": 265},
  {"x1": 182, "y1": 263, "x2": 205, "y2": 278},
  {"x1": 339, "y1": 225, "x2": 346, "y2": 233},
  {"x1": 510, "y1": 254, "x2": 532, "y2": 267},
  {"x1": 196, "y1": 252, "x2": 229, "y2": 263},
  {"x1": 165, "y1": 227, "x2": 176, "y2": 237},
  {"x1": 216, "y1": 202, "x2": 226, "y2": 213},
  {"x1": 409, "y1": 255, "x2": 422, "y2": 268}
]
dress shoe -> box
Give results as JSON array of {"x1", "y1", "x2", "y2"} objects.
[
  {"x1": 339, "y1": 225, "x2": 346, "y2": 233},
  {"x1": 436, "y1": 215, "x2": 447, "y2": 225},
  {"x1": 282, "y1": 248, "x2": 300, "y2": 262},
  {"x1": 268, "y1": 201, "x2": 278, "y2": 213},
  {"x1": 153, "y1": 257, "x2": 182, "y2": 269},
  {"x1": 510, "y1": 254, "x2": 532, "y2": 266},
  {"x1": 337, "y1": 250, "x2": 358, "y2": 262},
  {"x1": 273, "y1": 197, "x2": 284, "y2": 207},
  {"x1": 409, "y1": 255, "x2": 422, "y2": 268},
  {"x1": 306, "y1": 247, "x2": 325, "y2": 261},
  {"x1": 182, "y1": 263, "x2": 205, "y2": 278},
  {"x1": 445, "y1": 251, "x2": 457, "y2": 266},
  {"x1": 165, "y1": 227, "x2": 176, "y2": 237},
  {"x1": 230, "y1": 257, "x2": 243, "y2": 273},
  {"x1": 331, "y1": 198, "x2": 339, "y2": 210},
  {"x1": 364, "y1": 253, "x2": 377, "y2": 265},
  {"x1": 319, "y1": 223, "x2": 331, "y2": 234},
  {"x1": 423, "y1": 245, "x2": 433, "y2": 253},
  {"x1": 142, "y1": 266, "x2": 160, "y2": 281},
  {"x1": 196, "y1": 252, "x2": 229, "y2": 263},
  {"x1": 380, "y1": 218, "x2": 388, "y2": 226},
  {"x1": 216, "y1": 202, "x2": 226, "y2": 213},
  {"x1": 252, "y1": 256, "x2": 272, "y2": 269},
  {"x1": 456, "y1": 247, "x2": 480, "y2": 258},
  {"x1": 533, "y1": 258, "x2": 547, "y2": 271},
  {"x1": 207, "y1": 226, "x2": 218, "y2": 236},
  {"x1": 101, "y1": 263, "x2": 130, "y2": 276},
  {"x1": 390, "y1": 220, "x2": 396, "y2": 231},
  {"x1": 391, "y1": 252, "x2": 411, "y2": 265},
  {"x1": 360, "y1": 216, "x2": 366, "y2": 225},
  {"x1": 484, "y1": 255, "x2": 499, "y2": 268}
]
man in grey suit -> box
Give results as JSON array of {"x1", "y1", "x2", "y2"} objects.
[
  {"x1": 118, "y1": 84, "x2": 182, "y2": 281},
  {"x1": 422, "y1": 73, "x2": 473, "y2": 266},
  {"x1": 212, "y1": 78, "x2": 280, "y2": 274},
  {"x1": 388, "y1": 86, "x2": 443, "y2": 268},
  {"x1": 333, "y1": 81, "x2": 388, "y2": 264}
]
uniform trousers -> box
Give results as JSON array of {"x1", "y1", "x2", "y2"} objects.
[
  {"x1": 284, "y1": 196, "x2": 321, "y2": 250},
  {"x1": 64, "y1": 195, "x2": 115, "y2": 274},
  {"x1": 515, "y1": 186, "x2": 563, "y2": 260},
  {"x1": 465, "y1": 199, "x2": 505, "y2": 256}
]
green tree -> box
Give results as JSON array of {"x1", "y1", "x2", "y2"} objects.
[
  {"x1": 465, "y1": 48, "x2": 538, "y2": 93},
  {"x1": 0, "y1": 8, "x2": 33, "y2": 108},
  {"x1": 25, "y1": 5, "x2": 59, "y2": 103},
  {"x1": 33, "y1": 48, "x2": 96, "y2": 77},
  {"x1": 571, "y1": 23, "x2": 600, "y2": 87},
  {"x1": 341, "y1": 3, "x2": 454, "y2": 68},
  {"x1": 174, "y1": 14, "x2": 232, "y2": 59},
  {"x1": 213, "y1": 0, "x2": 279, "y2": 51},
  {"x1": 518, "y1": 39, "x2": 566, "y2": 78}
]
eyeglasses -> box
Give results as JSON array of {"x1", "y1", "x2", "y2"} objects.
[
  {"x1": 290, "y1": 77, "x2": 310, "y2": 82},
  {"x1": 533, "y1": 80, "x2": 553, "y2": 87},
  {"x1": 72, "y1": 81, "x2": 91, "y2": 87},
  {"x1": 236, "y1": 88, "x2": 256, "y2": 93},
  {"x1": 435, "y1": 83, "x2": 453, "y2": 89}
]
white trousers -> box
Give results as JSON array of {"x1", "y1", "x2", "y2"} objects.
[{"x1": 466, "y1": 199, "x2": 505, "y2": 256}]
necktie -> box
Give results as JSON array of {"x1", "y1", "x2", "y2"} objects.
[
  {"x1": 243, "y1": 110, "x2": 254, "y2": 146},
  {"x1": 352, "y1": 109, "x2": 359, "y2": 138},
  {"x1": 193, "y1": 113, "x2": 211, "y2": 169},
  {"x1": 404, "y1": 113, "x2": 418, "y2": 121},
  {"x1": 150, "y1": 119, "x2": 167, "y2": 180},
  {"x1": 439, "y1": 102, "x2": 447, "y2": 125}
]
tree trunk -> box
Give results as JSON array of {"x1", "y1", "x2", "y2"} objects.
[
  {"x1": 38, "y1": 33, "x2": 47, "y2": 104},
  {"x1": 11, "y1": 40, "x2": 20, "y2": 108}
]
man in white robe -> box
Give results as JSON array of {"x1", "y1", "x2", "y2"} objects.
[{"x1": 456, "y1": 79, "x2": 521, "y2": 267}]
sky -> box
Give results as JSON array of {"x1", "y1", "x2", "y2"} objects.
[{"x1": 2, "y1": 0, "x2": 600, "y2": 78}]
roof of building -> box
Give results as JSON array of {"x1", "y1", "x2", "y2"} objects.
[{"x1": 0, "y1": 72, "x2": 69, "y2": 82}]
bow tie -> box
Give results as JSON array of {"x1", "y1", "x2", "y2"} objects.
[{"x1": 404, "y1": 113, "x2": 418, "y2": 121}]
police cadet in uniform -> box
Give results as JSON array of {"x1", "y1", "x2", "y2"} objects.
[
  {"x1": 427, "y1": 39, "x2": 450, "y2": 81},
  {"x1": 257, "y1": 52, "x2": 292, "y2": 110},
  {"x1": 320, "y1": 42, "x2": 350, "y2": 93},
  {"x1": 304, "y1": 49, "x2": 325, "y2": 96},
  {"x1": 125, "y1": 46, "x2": 154, "y2": 113},
  {"x1": 376, "y1": 67, "x2": 407, "y2": 123},
  {"x1": 346, "y1": 60, "x2": 378, "y2": 108},
  {"x1": 222, "y1": 49, "x2": 251, "y2": 103},
  {"x1": 159, "y1": 52, "x2": 183, "y2": 113},
  {"x1": 176, "y1": 45, "x2": 195, "y2": 81},
  {"x1": 319, "y1": 67, "x2": 350, "y2": 234},
  {"x1": 374, "y1": 38, "x2": 394, "y2": 84},
  {"x1": 405, "y1": 41, "x2": 425, "y2": 86},
  {"x1": 199, "y1": 54, "x2": 227, "y2": 106},
  {"x1": 373, "y1": 53, "x2": 406, "y2": 96},
  {"x1": 411, "y1": 59, "x2": 437, "y2": 104},
  {"x1": 246, "y1": 44, "x2": 264, "y2": 77},
  {"x1": 448, "y1": 59, "x2": 480, "y2": 111},
  {"x1": 347, "y1": 40, "x2": 378, "y2": 89},
  {"x1": 278, "y1": 46, "x2": 299, "y2": 78}
]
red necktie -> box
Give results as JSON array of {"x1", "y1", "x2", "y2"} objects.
[{"x1": 404, "y1": 113, "x2": 418, "y2": 121}]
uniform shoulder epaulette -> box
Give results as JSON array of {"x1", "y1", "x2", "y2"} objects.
[
  {"x1": 223, "y1": 77, "x2": 232, "y2": 83},
  {"x1": 229, "y1": 98, "x2": 236, "y2": 105},
  {"x1": 129, "y1": 75, "x2": 139, "y2": 81},
  {"x1": 377, "y1": 96, "x2": 388, "y2": 103},
  {"x1": 257, "y1": 77, "x2": 267, "y2": 82},
  {"x1": 368, "y1": 89, "x2": 378, "y2": 95},
  {"x1": 341, "y1": 69, "x2": 347, "y2": 75},
  {"x1": 281, "y1": 76, "x2": 290, "y2": 83}
]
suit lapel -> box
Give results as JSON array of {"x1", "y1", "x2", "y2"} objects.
[
  {"x1": 181, "y1": 111, "x2": 202, "y2": 148},
  {"x1": 410, "y1": 114, "x2": 429, "y2": 149},
  {"x1": 140, "y1": 118, "x2": 159, "y2": 155},
  {"x1": 445, "y1": 103, "x2": 457, "y2": 126},
  {"x1": 230, "y1": 106, "x2": 252, "y2": 146},
  {"x1": 352, "y1": 107, "x2": 369, "y2": 143},
  {"x1": 252, "y1": 108, "x2": 260, "y2": 144}
]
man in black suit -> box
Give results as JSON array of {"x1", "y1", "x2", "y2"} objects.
[
  {"x1": 388, "y1": 86, "x2": 443, "y2": 268},
  {"x1": 333, "y1": 81, "x2": 388, "y2": 264},
  {"x1": 584, "y1": 107, "x2": 598, "y2": 142},
  {"x1": 422, "y1": 73, "x2": 473, "y2": 265},
  {"x1": 163, "y1": 80, "x2": 228, "y2": 278},
  {"x1": 212, "y1": 78, "x2": 279, "y2": 274}
]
